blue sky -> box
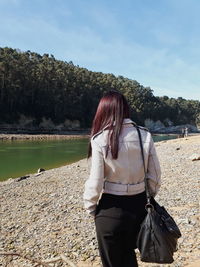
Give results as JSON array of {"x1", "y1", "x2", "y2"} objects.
[{"x1": 0, "y1": 0, "x2": 200, "y2": 100}]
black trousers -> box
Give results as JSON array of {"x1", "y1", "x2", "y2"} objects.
[{"x1": 94, "y1": 191, "x2": 147, "y2": 267}]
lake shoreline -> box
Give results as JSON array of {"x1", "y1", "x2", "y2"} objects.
[
  {"x1": 0, "y1": 133, "x2": 90, "y2": 141},
  {"x1": 1, "y1": 130, "x2": 200, "y2": 141},
  {"x1": 0, "y1": 132, "x2": 182, "y2": 141},
  {"x1": 1, "y1": 135, "x2": 200, "y2": 267}
]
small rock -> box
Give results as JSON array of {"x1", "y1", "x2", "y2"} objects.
[
  {"x1": 38, "y1": 168, "x2": 46, "y2": 173},
  {"x1": 189, "y1": 154, "x2": 200, "y2": 161},
  {"x1": 16, "y1": 175, "x2": 30, "y2": 181}
]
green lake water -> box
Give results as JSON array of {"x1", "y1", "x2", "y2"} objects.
[{"x1": 0, "y1": 135, "x2": 176, "y2": 181}]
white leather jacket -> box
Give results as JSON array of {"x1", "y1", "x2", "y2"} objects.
[{"x1": 83, "y1": 118, "x2": 161, "y2": 216}]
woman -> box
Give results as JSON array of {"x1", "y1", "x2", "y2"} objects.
[{"x1": 83, "y1": 90, "x2": 161, "y2": 267}]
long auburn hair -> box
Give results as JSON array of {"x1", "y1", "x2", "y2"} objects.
[{"x1": 88, "y1": 90, "x2": 130, "y2": 159}]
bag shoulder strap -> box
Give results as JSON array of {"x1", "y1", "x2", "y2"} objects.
[{"x1": 133, "y1": 124, "x2": 151, "y2": 203}]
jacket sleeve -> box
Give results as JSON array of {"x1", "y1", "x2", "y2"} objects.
[
  {"x1": 146, "y1": 136, "x2": 161, "y2": 197},
  {"x1": 83, "y1": 139, "x2": 105, "y2": 216}
]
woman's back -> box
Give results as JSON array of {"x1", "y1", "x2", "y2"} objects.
[
  {"x1": 92, "y1": 118, "x2": 152, "y2": 185},
  {"x1": 84, "y1": 118, "x2": 161, "y2": 215}
]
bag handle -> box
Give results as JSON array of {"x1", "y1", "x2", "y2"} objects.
[{"x1": 133, "y1": 124, "x2": 151, "y2": 204}]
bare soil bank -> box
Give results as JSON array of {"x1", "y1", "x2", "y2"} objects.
[{"x1": 0, "y1": 133, "x2": 89, "y2": 141}]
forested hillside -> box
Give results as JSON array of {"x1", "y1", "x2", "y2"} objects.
[{"x1": 0, "y1": 47, "x2": 200, "y2": 129}]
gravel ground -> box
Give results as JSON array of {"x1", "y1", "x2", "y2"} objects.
[{"x1": 0, "y1": 135, "x2": 199, "y2": 267}]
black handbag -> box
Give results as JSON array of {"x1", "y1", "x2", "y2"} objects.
[{"x1": 135, "y1": 126, "x2": 182, "y2": 264}]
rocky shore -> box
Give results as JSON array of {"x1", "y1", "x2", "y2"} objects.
[{"x1": 0, "y1": 135, "x2": 200, "y2": 267}]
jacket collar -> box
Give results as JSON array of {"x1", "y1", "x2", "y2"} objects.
[
  {"x1": 92, "y1": 118, "x2": 136, "y2": 140},
  {"x1": 102, "y1": 118, "x2": 136, "y2": 131},
  {"x1": 122, "y1": 118, "x2": 135, "y2": 125}
]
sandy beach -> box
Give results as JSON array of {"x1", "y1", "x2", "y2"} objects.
[{"x1": 0, "y1": 135, "x2": 200, "y2": 267}]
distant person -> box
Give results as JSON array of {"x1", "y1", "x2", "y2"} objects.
[
  {"x1": 83, "y1": 90, "x2": 161, "y2": 267},
  {"x1": 184, "y1": 127, "x2": 188, "y2": 137}
]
